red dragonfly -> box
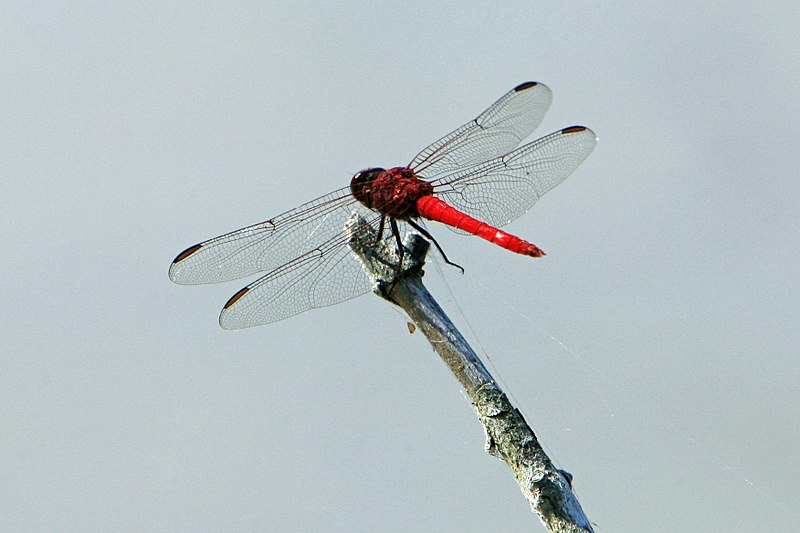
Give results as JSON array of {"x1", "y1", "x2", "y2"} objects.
[{"x1": 170, "y1": 82, "x2": 596, "y2": 329}]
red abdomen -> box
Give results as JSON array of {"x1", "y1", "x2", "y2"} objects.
[{"x1": 415, "y1": 195, "x2": 545, "y2": 257}]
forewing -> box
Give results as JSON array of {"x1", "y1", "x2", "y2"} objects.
[
  {"x1": 430, "y1": 126, "x2": 597, "y2": 228},
  {"x1": 169, "y1": 186, "x2": 356, "y2": 285},
  {"x1": 409, "y1": 82, "x2": 552, "y2": 178}
]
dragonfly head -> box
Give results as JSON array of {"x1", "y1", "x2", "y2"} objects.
[{"x1": 350, "y1": 168, "x2": 385, "y2": 208}]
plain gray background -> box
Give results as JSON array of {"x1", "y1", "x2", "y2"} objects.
[{"x1": 4, "y1": 2, "x2": 798, "y2": 531}]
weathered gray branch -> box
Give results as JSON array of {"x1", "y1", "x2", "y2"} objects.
[{"x1": 346, "y1": 214, "x2": 593, "y2": 533}]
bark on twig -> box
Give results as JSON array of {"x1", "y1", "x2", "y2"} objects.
[{"x1": 346, "y1": 214, "x2": 594, "y2": 533}]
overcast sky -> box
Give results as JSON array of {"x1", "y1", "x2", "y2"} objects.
[{"x1": 4, "y1": 2, "x2": 799, "y2": 531}]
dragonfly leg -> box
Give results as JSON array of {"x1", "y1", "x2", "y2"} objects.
[
  {"x1": 390, "y1": 218, "x2": 405, "y2": 273},
  {"x1": 407, "y1": 219, "x2": 465, "y2": 274},
  {"x1": 374, "y1": 218, "x2": 407, "y2": 296},
  {"x1": 375, "y1": 216, "x2": 386, "y2": 241},
  {"x1": 366, "y1": 216, "x2": 387, "y2": 246}
]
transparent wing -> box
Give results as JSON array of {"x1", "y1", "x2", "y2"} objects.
[
  {"x1": 218, "y1": 215, "x2": 412, "y2": 329},
  {"x1": 429, "y1": 126, "x2": 597, "y2": 228},
  {"x1": 409, "y1": 81, "x2": 552, "y2": 178},
  {"x1": 169, "y1": 186, "x2": 357, "y2": 285}
]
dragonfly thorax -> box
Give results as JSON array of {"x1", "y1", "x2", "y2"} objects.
[{"x1": 350, "y1": 167, "x2": 434, "y2": 219}]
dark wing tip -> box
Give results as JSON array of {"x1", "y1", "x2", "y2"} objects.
[
  {"x1": 223, "y1": 286, "x2": 250, "y2": 310},
  {"x1": 561, "y1": 125, "x2": 588, "y2": 134},
  {"x1": 172, "y1": 243, "x2": 203, "y2": 264},
  {"x1": 513, "y1": 81, "x2": 539, "y2": 92}
]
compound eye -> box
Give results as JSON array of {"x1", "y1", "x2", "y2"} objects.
[
  {"x1": 356, "y1": 168, "x2": 384, "y2": 180},
  {"x1": 351, "y1": 170, "x2": 369, "y2": 191},
  {"x1": 351, "y1": 168, "x2": 384, "y2": 206}
]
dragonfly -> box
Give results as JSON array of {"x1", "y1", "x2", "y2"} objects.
[{"x1": 169, "y1": 82, "x2": 597, "y2": 329}]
